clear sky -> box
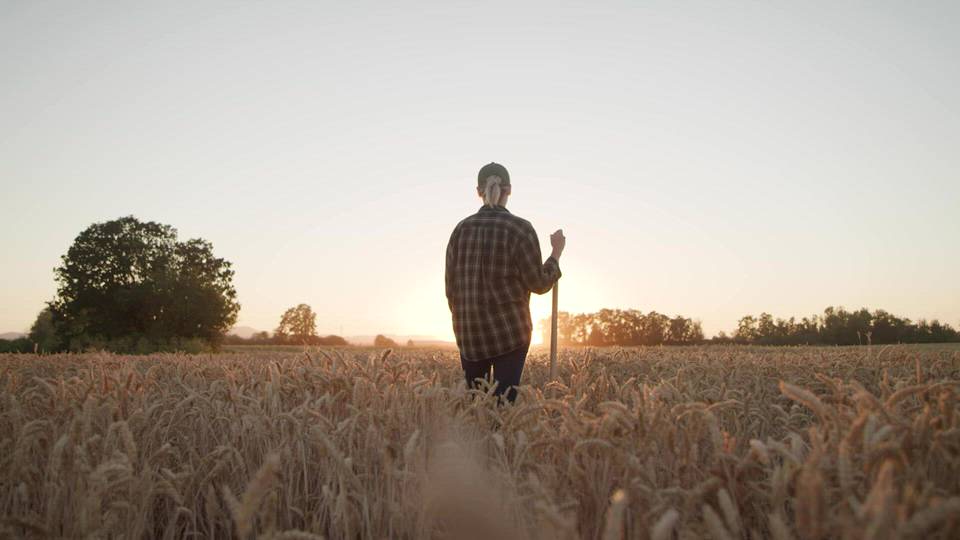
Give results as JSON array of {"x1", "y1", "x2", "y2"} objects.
[{"x1": 2, "y1": 1, "x2": 958, "y2": 342}]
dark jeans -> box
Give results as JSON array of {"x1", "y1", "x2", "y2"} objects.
[{"x1": 460, "y1": 343, "x2": 530, "y2": 404}]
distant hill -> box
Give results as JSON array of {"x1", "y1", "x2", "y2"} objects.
[
  {"x1": 228, "y1": 326, "x2": 263, "y2": 339},
  {"x1": 0, "y1": 332, "x2": 26, "y2": 341}
]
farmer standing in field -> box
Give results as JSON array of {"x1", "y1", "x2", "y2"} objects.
[{"x1": 445, "y1": 162, "x2": 565, "y2": 403}]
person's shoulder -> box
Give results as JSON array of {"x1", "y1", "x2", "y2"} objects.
[
  {"x1": 506, "y1": 212, "x2": 532, "y2": 227},
  {"x1": 455, "y1": 212, "x2": 480, "y2": 229},
  {"x1": 449, "y1": 212, "x2": 479, "y2": 237},
  {"x1": 503, "y1": 212, "x2": 536, "y2": 235}
]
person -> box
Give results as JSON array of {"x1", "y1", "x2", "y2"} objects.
[{"x1": 445, "y1": 162, "x2": 565, "y2": 403}]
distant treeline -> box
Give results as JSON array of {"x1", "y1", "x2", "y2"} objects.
[
  {"x1": 725, "y1": 306, "x2": 959, "y2": 346},
  {"x1": 222, "y1": 304, "x2": 398, "y2": 348},
  {"x1": 0, "y1": 337, "x2": 32, "y2": 354},
  {"x1": 537, "y1": 306, "x2": 959, "y2": 347},
  {"x1": 0, "y1": 329, "x2": 401, "y2": 353},
  {"x1": 539, "y1": 309, "x2": 704, "y2": 346},
  {"x1": 223, "y1": 332, "x2": 349, "y2": 347},
  {"x1": 222, "y1": 332, "x2": 407, "y2": 348}
]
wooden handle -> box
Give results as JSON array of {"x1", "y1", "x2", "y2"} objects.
[{"x1": 550, "y1": 281, "x2": 558, "y2": 380}]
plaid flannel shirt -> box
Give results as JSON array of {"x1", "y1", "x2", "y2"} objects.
[{"x1": 445, "y1": 205, "x2": 561, "y2": 361}]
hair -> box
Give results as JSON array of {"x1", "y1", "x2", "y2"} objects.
[{"x1": 482, "y1": 175, "x2": 504, "y2": 208}]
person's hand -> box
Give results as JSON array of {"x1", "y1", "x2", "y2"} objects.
[{"x1": 550, "y1": 229, "x2": 565, "y2": 259}]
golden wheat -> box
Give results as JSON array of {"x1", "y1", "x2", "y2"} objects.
[{"x1": 1, "y1": 344, "x2": 958, "y2": 539}]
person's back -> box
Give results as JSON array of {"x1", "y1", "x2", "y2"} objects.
[{"x1": 445, "y1": 162, "x2": 565, "y2": 403}]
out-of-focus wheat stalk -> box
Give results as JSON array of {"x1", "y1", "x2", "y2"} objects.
[{"x1": 0, "y1": 344, "x2": 958, "y2": 538}]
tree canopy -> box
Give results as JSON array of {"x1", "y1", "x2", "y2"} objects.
[
  {"x1": 48, "y1": 216, "x2": 239, "y2": 352},
  {"x1": 275, "y1": 304, "x2": 319, "y2": 343},
  {"x1": 540, "y1": 308, "x2": 704, "y2": 346},
  {"x1": 731, "y1": 306, "x2": 959, "y2": 345},
  {"x1": 374, "y1": 334, "x2": 399, "y2": 348},
  {"x1": 539, "y1": 306, "x2": 959, "y2": 347}
]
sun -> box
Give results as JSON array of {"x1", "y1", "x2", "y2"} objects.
[{"x1": 529, "y1": 293, "x2": 554, "y2": 346}]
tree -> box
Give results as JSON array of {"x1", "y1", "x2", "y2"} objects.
[
  {"x1": 28, "y1": 308, "x2": 60, "y2": 353},
  {"x1": 0, "y1": 336, "x2": 31, "y2": 353},
  {"x1": 870, "y1": 310, "x2": 901, "y2": 344},
  {"x1": 689, "y1": 320, "x2": 705, "y2": 343},
  {"x1": 735, "y1": 315, "x2": 758, "y2": 343},
  {"x1": 587, "y1": 325, "x2": 605, "y2": 346},
  {"x1": 49, "y1": 216, "x2": 239, "y2": 351},
  {"x1": 668, "y1": 316, "x2": 693, "y2": 344},
  {"x1": 641, "y1": 311, "x2": 670, "y2": 345},
  {"x1": 275, "y1": 304, "x2": 318, "y2": 343},
  {"x1": 317, "y1": 335, "x2": 349, "y2": 346},
  {"x1": 374, "y1": 334, "x2": 398, "y2": 348}
]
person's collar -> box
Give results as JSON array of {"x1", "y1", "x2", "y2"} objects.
[{"x1": 478, "y1": 205, "x2": 510, "y2": 213}]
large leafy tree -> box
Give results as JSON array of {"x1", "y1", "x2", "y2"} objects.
[
  {"x1": 275, "y1": 304, "x2": 318, "y2": 343},
  {"x1": 50, "y1": 216, "x2": 239, "y2": 349}
]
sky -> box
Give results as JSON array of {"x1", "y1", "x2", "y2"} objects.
[{"x1": 2, "y1": 1, "x2": 958, "y2": 342}]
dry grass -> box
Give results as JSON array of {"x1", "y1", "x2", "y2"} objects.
[{"x1": 1, "y1": 344, "x2": 959, "y2": 539}]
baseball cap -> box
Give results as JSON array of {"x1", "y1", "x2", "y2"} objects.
[{"x1": 477, "y1": 162, "x2": 510, "y2": 187}]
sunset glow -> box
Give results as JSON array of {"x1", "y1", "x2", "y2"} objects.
[{"x1": 1, "y1": 2, "x2": 958, "y2": 342}]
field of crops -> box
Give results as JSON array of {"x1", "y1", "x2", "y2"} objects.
[{"x1": 2, "y1": 345, "x2": 959, "y2": 539}]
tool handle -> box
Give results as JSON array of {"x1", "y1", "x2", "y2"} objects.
[{"x1": 550, "y1": 281, "x2": 558, "y2": 380}]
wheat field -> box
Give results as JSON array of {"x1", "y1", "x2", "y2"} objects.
[{"x1": 1, "y1": 345, "x2": 959, "y2": 539}]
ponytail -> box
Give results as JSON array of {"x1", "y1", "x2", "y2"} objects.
[{"x1": 482, "y1": 175, "x2": 502, "y2": 208}]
